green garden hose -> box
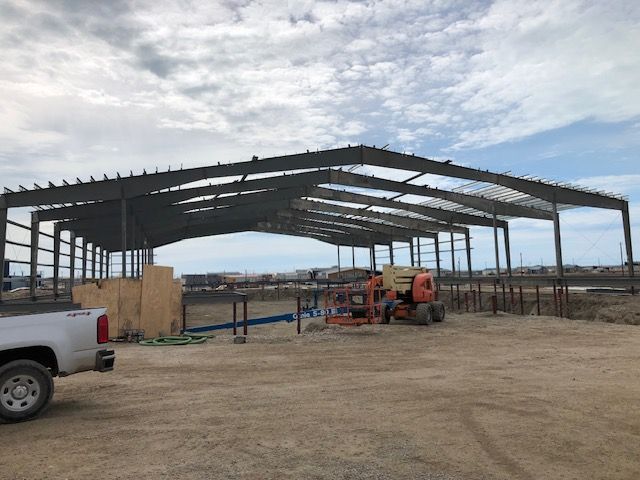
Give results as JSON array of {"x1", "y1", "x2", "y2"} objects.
[{"x1": 139, "y1": 333, "x2": 213, "y2": 346}]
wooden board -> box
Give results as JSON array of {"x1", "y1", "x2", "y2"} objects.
[{"x1": 139, "y1": 265, "x2": 179, "y2": 338}]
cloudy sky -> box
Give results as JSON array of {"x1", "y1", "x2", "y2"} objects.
[{"x1": 1, "y1": 0, "x2": 639, "y2": 275}]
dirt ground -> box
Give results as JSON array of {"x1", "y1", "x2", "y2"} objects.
[{"x1": 2, "y1": 308, "x2": 640, "y2": 480}]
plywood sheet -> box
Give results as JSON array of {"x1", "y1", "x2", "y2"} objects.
[{"x1": 139, "y1": 265, "x2": 178, "y2": 338}]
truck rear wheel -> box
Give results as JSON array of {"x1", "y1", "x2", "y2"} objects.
[
  {"x1": 0, "y1": 360, "x2": 54, "y2": 423},
  {"x1": 431, "y1": 301, "x2": 446, "y2": 322},
  {"x1": 416, "y1": 303, "x2": 433, "y2": 325}
]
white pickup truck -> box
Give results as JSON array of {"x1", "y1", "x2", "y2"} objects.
[{"x1": 0, "y1": 308, "x2": 115, "y2": 423}]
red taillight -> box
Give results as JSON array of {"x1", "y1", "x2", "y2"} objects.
[{"x1": 97, "y1": 314, "x2": 109, "y2": 344}]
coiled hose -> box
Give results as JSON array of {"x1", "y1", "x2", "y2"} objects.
[{"x1": 139, "y1": 334, "x2": 213, "y2": 346}]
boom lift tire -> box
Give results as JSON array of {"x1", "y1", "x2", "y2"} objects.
[
  {"x1": 431, "y1": 301, "x2": 446, "y2": 322},
  {"x1": 382, "y1": 305, "x2": 392, "y2": 324},
  {"x1": 416, "y1": 303, "x2": 433, "y2": 325}
]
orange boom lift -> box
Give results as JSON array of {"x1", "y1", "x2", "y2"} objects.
[{"x1": 326, "y1": 265, "x2": 445, "y2": 326}]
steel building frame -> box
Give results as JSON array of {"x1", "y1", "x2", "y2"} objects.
[{"x1": 0, "y1": 145, "x2": 634, "y2": 301}]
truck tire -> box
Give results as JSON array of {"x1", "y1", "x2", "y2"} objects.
[
  {"x1": 0, "y1": 360, "x2": 54, "y2": 423},
  {"x1": 431, "y1": 301, "x2": 446, "y2": 322},
  {"x1": 416, "y1": 303, "x2": 433, "y2": 325}
]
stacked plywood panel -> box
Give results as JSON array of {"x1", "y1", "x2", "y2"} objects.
[{"x1": 72, "y1": 265, "x2": 182, "y2": 338}]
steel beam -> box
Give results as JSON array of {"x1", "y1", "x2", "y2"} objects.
[
  {"x1": 389, "y1": 243, "x2": 394, "y2": 265},
  {"x1": 309, "y1": 187, "x2": 502, "y2": 228},
  {"x1": 5, "y1": 147, "x2": 623, "y2": 210},
  {"x1": 330, "y1": 170, "x2": 554, "y2": 220},
  {"x1": 361, "y1": 148, "x2": 625, "y2": 209},
  {"x1": 29, "y1": 212, "x2": 39, "y2": 299}
]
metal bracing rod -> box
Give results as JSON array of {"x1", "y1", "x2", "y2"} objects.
[
  {"x1": 121, "y1": 196, "x2": 127, "y2": 278},
  {"x1": 53, "y1": 223, "x2": 60, "y2": 297},
  {"x1": 552, "y1": 201, "x2": 564, "y2": 278},
  {"x1": 435, "y1": 235, "x2": 441, "y2": 277},
  {"x1": 622, "y1": 202, "x2": 635, "y2": 277},
  {"x1": 493, "y1": 211, "x2": 501, "y2": 278},
  {"x1": 503, "y1": 222, "x2": 512, "y2": 277},
  {"x1": 465, "y1": 228, "x2": 472, "y2": 278},
  {"x1": 29, "y1": 212, "x2": 39, "y2": 299}
]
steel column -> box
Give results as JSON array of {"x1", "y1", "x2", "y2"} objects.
[
  {"x1": 29, "y1": 212, "x2": 39, "y2": 299},
  {"x1": 91, "y1": 243, "x2": 97, "y2": 280},
  {"x1": 372, "y1": 245, "x2": 377, "y2": 272},
  {"x1": 504, "y1": 222, "x2": 512, "y2": 277},
  {"x1": 121, "y1": 196, "x2": 127, "y2": 277},
  {"x1": 69, "y1": 231, "x2": 76, "y2": 290},
  {"x1": 351, "y1": 244, "x2": 355, "y2": 272},
  {"x1": 389, "y1": 242, "x2": 394, "y2": 265},
  {"x1": 465, "y1": 228, "x2": 472, "y2": 278},
  {"x1": 105, "y1": 251, "x2": 110, "y2": 279},
  {"x1": 81, "y1": 237, "x2": 88, "y2": 283},
  {"x1": 409, "y1": 239, "x2": 415, "y2": 266},
  {"x1": 417, "y1": 237, "x2": 421, "y2": 267},
  {"x1": 0, "y1": 205, "x2": 6, "y2": 302},
  {"x1": 130, "y1": 215, "x2": 135, "y2": 278},
  {"x1": 450, "y1": 230, "x2": 455, "y2": 277},
  {"x1": 99, "y1": 246, "x2": 104, "y2": 279},
  {"x1": 337, "y1": 244, "x2": 341, "y2": 278},
  {"x1": 435, "y1": 236, "x2": 441, "y2": 277},
  {"x1": 622, "y1": 202, "x2": 635, "y2": 276},
  {"x1": 493, "y1": 211, "x2": 501, "y2": 278},
  {"x1": 552, "y1": 201, "x2": 564, "y2": 278},
  {"x1": 53, "y1": 223, "x2": 60, "y2": 297}
]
